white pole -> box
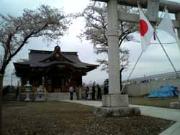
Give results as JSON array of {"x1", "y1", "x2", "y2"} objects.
[{"x1": 107, "y1": 0, "x2": 120, "y2": 94}]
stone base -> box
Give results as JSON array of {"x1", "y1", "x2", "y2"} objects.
[
  {"x1": 102, "y1": 94, "x2": 129, "y2": 107},
  {"x1": 169, "y1": 101, "x2": 180, "y2": 109},
  {"x1": 96, "y1": 94, "x2": 140, "y2": 117},
  {"x1": 24, "y1": 93, "x2": 31, "y2": 101},
  {"x1": 94, "y1": 107, "x2": 141, "y2": 117}
]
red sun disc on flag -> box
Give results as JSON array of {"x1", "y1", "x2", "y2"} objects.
[{"x1": 139, "y1": 19, "x2": 148, "y2": 36}]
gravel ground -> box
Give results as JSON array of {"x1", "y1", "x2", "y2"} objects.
[{"x1": 2, "y1": 101, "x2": 173, "y2": 135}]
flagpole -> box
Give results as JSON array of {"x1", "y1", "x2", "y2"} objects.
[
  {"x1": 121, "y1": 51, "x2": 143, "y2": 93},
  {"x1": 155, "y1": 33, "x2": 179, "y2": 77}
]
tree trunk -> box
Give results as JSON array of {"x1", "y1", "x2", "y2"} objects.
[
  {"x1": 0, "y1": 73, "x2": 3, "y2": 135},
  {"x1": 120, "y1": 72, "x2": 122, "y2": 90},
  {"x1": 0, "y1": 68, "x2": 5, "y2": 93},
  {"x1": 120, "y1": 67, "x2": 124, "y2": 92},
  {"x1": 0, "y1": 73, "x2": 4, "y2": 100},
  {"x1": 0, "y1": 73, "x2": 3, "y2": 92}
]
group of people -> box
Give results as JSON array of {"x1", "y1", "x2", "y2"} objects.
[
  {"x1": 85, "y1": 83, "x2": 102, "y2": 100},
  {"x1": 69, "y1": 82, "x2": 107, "y2": 100}
]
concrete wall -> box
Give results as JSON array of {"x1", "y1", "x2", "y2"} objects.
[
  {"x1": 125, "y1": 78, "x2": 180, "y2": 96},
  {"x1": 47, "y1": 92, "x2": 69, "y2": 101},
  {"x1": 47, "y1": 92, "x2": 77, "y2": 101}
]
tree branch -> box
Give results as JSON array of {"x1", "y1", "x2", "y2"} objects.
[{"x1": 5, "y1": 23, "x2": 48, "y2": 70}]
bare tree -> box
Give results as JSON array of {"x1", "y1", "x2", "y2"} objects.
[
  {"x1": 80, "y1": 3, "x2": 137, "y2": 71},
  {"x1": 79, "y1": 2, "x2": 138, "y2": 89},
  {"x1": 0, "y1": 5, "x2": 70, "y2": 87}
]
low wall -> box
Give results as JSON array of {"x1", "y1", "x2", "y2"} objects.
[
  {"x1": 125, "y1": 78, "x2": 180, "y2": 96},
  {"x1": 47, "y1": 92, "x2": 76, "y2": 101},
  {"x1": 18, "y1": 92, "x2": 78, "y2": 101}
]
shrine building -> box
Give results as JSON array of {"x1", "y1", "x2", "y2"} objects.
[{"x1": 14, "y1": 46, "x2": 97, "y2": 92}]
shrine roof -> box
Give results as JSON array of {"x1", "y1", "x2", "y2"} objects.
[{"x1": 14, "y1": 48, "x2": 98, "y2": 71}]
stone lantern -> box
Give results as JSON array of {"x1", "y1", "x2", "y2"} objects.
[{"x1": 24, "y1": 81, "x2": 32, "y2": 101}]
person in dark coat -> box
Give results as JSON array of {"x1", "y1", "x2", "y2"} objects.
[
  {"x1": 91, "y1": 83, "x2": 96, "y2": 100},
  {"x1": 97, "y1": 84, "x2": 102, "y2": 100},
  {"x1": 85, "y1": 86, "x2": 89, "y2": 100},
  {"x1": 104, "y1": 79, "x2": 109, "y2": 95}
]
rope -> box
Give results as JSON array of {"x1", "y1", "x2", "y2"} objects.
[
  {"x1": 155, "y1": 32, "x2": 179, "y2": 77},
  {"x1": 121, "y1": 51, "x2": 143, "y2": 93}
]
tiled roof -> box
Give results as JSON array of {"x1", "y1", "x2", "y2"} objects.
[{"x1": 14, "y1": 49, "x2": 97, "y2": 71}]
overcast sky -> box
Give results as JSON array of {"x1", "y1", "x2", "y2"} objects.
[{"x1": 1, "y1": 0, "x2": 180, "y2": 85}]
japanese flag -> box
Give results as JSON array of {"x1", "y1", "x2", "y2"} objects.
[
  {"x1": 158, "y1": 9, "x2": 176, "y2": 39},
  {"x1": 139, "y1": 8, "x2": 154, "y2": 51},
  {"x1": 158, "y1": 9, "x2": 180, "y2": 51}
]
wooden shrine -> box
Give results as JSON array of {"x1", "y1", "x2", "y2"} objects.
[{"x1": 14, "y1": 46, "x2": 97, "y2": 92}]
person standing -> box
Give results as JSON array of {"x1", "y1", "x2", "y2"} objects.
[
  {"x1": 97, "y1": 84, "x2": 102, "y2": 100},
  {"x1": 69, "y1": 86, "x2": 74, "y2": 100},
  {"x1": 104, "y1": 79, "x2": 109, "y2": 95},
  {"x1": 85, "y1": 86, "x2": 89, "y2": 100},
  {"x1": 92, "y1": 82, "x2": 96, "y2": 100},
  {"x1": 78, "y1": 86, "x2": 82, "y2": 100},
  {"x1": 75, "y1": 86, "x2": 79, "y2": 100}
]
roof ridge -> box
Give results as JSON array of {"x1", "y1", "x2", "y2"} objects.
[{"x1": 29, "y1": 49, "x2": 77, "y2": 55}]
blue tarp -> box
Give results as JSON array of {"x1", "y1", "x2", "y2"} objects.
[{"x1": 148, "y1": 85, "x2": 178, "y2": 98}]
